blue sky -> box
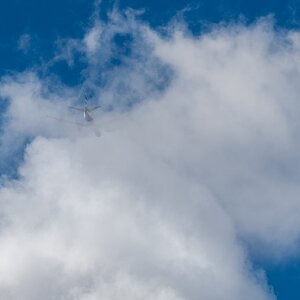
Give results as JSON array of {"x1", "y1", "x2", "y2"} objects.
[
  {"x1": 1, "y1": 1, "x2": 300, "y2": 299},
  {"x1": 2, "y1": 0, "x2": 300, "y2": 82}
]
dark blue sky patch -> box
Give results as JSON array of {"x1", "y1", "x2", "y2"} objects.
[
  {"x1": 0, "y1": 0, "x2": 94, "y2": 77},
  {"x1": 267, "y1": 259, "x2": 300, "y2": 300},
  {"x1": 249, "y1": 248, "x2": 300, "y2": 300},
  {"x1": 116, "y1": 0, "x2": 300, "y2": 31},
  {"x1": 0, "y1": 136, "x2": 32, "y2": 180},
  {"x1": 113, "y1": 33, "x2": 134, "y2": 59},
  {"x1": 1, "y1": 0, "x2": 300, "y2": 84},
  {"x1": 47, "y1": 54, "x2": 88, "y2": 87}
]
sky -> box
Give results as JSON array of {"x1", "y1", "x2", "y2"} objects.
[{"x1": 1, "y1": 0, "x2": 300, "y2": 299}]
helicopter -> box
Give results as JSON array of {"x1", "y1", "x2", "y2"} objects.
[
  {"x1": 69, "y1": 95, "x2": 102, "y2": 122},
  {"x1": 48, "y1": 96, "x2": 102, "y2": 137}
]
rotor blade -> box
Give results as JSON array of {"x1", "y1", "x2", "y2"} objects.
[
  {"x1": 46, "y1": 116, "x2": 88, "y2": 127},
  {"x1": 69, "y1": 106, "x2": 84, "y2": 112},
  {"x1": 89, "y1": 105, "x2": 101, "y2": 112},
  {"x1": 92, "y1": 112, "x2": 130, "y2": 132}
]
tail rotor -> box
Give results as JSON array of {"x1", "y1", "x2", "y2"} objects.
[{"x1": 84, "y1": 94, "x2": 89, "y2": 107}]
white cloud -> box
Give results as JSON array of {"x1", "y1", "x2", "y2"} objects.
[
  {"x1": 149, "y1": 20, "x2": 300, "y2": 257},
  {"x1": 84, "y1": 21, "x2": 102, "y2": 55},
  {"x1": 2, "y1": 13, "x2": 300, "y2": 300},
  {"x1": 0, "y1": 135, "x2": 272, "y2": 300}
]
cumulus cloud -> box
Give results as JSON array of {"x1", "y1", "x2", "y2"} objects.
[{"x1": 2, "y1": 10, "x2": 300, "y2": 300}]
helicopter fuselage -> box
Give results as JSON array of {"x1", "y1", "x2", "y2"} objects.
[{"x1": 84, "y1": 108, "x2": 93, "y2": 122}]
